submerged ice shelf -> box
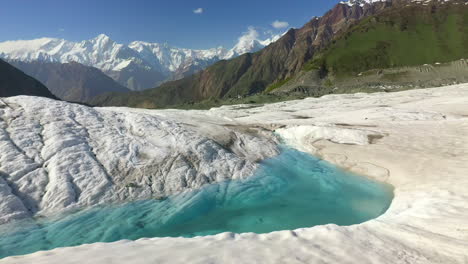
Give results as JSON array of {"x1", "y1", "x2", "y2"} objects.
[{"x1": 0, "y1": 146, "x2": 393, "y2": 258}]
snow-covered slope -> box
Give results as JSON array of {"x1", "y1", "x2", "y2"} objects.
[
  {"x1": 0, "y1": 97, "x2": 278, "y2": 224},
  {"x1": 2, "y1": 83, "x2": 468, "y2": 263},
  {"x1": 0, "y1": 35, "x2": 137, "y2": 73},
  {"x1": 128, "y1": 41, "x2": 228, "y2": 73},
  {"x1": 0, "y1": 32, "x2": 282, "y2": 91},
  {"x1": 340, "y1": 0, "x2": 389, "y2": 6},
  {"x1": 340, "y1": 0, "x2": 456, "y2": 6}
]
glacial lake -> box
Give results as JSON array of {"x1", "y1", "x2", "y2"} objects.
[{"x1": 0, "y1": 146, "x2": 393, "y2": 258}]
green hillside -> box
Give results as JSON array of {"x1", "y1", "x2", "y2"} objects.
[{"x1": 309, "y1": 3, "x2": 468, "y2": 77}]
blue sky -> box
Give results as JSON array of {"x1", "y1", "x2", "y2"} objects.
[{"x1": 0, "y1": 0, "x2": 339, "y2": 49}]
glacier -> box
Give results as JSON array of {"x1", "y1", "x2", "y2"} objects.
[
  {"x1": 1, "y1": 83, "x2": 467, "y2": 263},
  {"x1": 0, "y1": 96, "x2": 278, "y2": 224}
]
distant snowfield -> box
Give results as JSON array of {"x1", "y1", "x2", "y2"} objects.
[{"x1": 1, "y1": 83, "x2": 468, "y2": 263}]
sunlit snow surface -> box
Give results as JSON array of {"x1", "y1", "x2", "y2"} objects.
[{"x1": 0, "y1": 146, "x2": 393, "y2": 258}]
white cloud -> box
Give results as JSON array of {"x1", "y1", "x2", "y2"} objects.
[
  {"x1": 58, "y1": 28, "x2": 65, "y2": 32},
  {"x1": 239, "y1": 27, "x2": 260, "y2": 43},
  {"x1": 271, "y1": 20, "x2": 289, "y2": 29},
  {"x1": 227, "y1": 27, "x2": 261, "y2": 55},
  {"x1": 236, "y1": 26, "x2": 285, "y2": 46},
  {"x1": 193, "y1": 8, "x2": 203, "y2": 14},
  {"x1": 230, "y1": 26, "x2": 283, "y2": 54}
]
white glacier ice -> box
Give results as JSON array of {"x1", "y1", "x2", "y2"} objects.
[{"x1": 0, "y1": 96, "x2": 278, "y2": 224}]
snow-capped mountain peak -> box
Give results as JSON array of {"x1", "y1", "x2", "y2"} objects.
[
  {"x1": 93, "y1": 33, "x2": 111, "y2": 42},
  {"x1": 0, "y1": 35, "x2": 132, "y2": 72},
  {"x1": 126, "y1": 41, "x2": 229, "y2": 72},
  {"x1": 340, "y1": 0, "x2": 389, "y2": 6},
  {"x1": 0, "y1": 30, "x2": 283, "y2": 90},
  {"x1": 0, "y1": 29, "x2": 282, "y2": 74}
]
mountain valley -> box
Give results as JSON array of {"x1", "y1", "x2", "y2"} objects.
[{"x1": 91, "y1": 0, "x2": 468, "y2": 109}]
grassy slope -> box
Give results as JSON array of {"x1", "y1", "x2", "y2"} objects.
[{"x1": 315, "y1": 3, "x2": 468, "y2": 77}]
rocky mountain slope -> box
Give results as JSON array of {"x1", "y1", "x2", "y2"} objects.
[
  {"x1": 0, "y1": 96, "x2": 278, "y2": 224},
  {"x1": 265, "y1": 0, "x2": 468, "y2": 94},
  {"x1": 8, "y1": 60, "x2": 130, "y2": 103},
  {"x1": 92, "y1": 0, "x2": 429, "y2": 108},
  {"x1": 0, "y1": 59, "x2": 56, "y2": 99},
  {"x1": 0, "y1": 33, "x2": 279, "y2": 91}
]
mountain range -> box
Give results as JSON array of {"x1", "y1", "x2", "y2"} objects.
[
  {"x1": 7, "y1": 60, "x2": 129, "y2": 103},
  {"x1": 0, "y1": 0, "x2": 465, "y2": 107},
  {"x1": 0, "y1": 31, "x2": 281, "y2": 92},
  {"x1": 91, "y1": 0, "x2": 467, "y2": 108}
]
